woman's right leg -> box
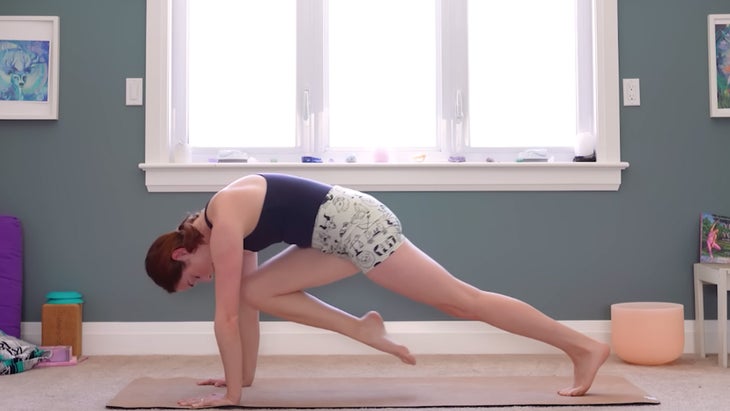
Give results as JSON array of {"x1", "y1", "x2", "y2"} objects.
[{"x1": 241, "y1": 245, "x2": 415, "y2": 364}]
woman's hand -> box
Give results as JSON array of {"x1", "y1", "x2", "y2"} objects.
[
  {"x1": 177, "y1": 392, "x2": 235, "y2": 408},
  {"x1": 197, "y1": 378, "x2": 227, "y2": 387}
]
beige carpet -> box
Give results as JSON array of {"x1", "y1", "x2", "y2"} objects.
[
  {"x1": 107, "y1": 375, "x2": 659, "y2": 409},
  {"x1": 4, "y1": 354, "x2": 730, "y2": 410}
]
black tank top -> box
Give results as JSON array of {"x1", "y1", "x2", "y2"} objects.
[{"x1": 204, "y1": 173, "x2": 331, "y2": 252}]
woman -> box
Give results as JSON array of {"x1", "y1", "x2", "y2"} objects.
[{"x1": 146, "y1": 173, "x2": 609, "y2": 408}]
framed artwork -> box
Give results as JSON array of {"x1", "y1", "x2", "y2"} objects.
[
  {"x1": 700, "y1": 212, "x2": 730, "y2": 263},
  {"x1": 0, "y1": 16, "x2": 59, "y2": 120},
  {"x1": 708, "y1": 14, "x2": 730, "y2": 118}
]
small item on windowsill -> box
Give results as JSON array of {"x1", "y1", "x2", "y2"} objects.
[
  {"x1": 516, "y1": 149, "x2": 550, "y2": 162},
  {"x1": 173, "y1": 143, "x2": 192, "y2": 163},
  {"x1": 448, "y1": 155, "x2": 466, "y2": 163},
  {"x1": 345, "y1": 155, "x2": 357, "y2": 163},
  {"x1": 217, "y1": 150, "x2": 248, "y2": 163},
  {"x1": 412, "y1": 154, "x2": 426, "y2": 163},
  {"x1": 574, "y1": 132, "x2": 595, "y2": 158},
  {"x1": 373, "y1": 148, "x2": 389, "y2": 163},
  {"x1": 573, "y1": 152, "x2": 596, "y2": 162},
  {"x1": 301, "y1": 156, "x2": 322, "y2": 163}
]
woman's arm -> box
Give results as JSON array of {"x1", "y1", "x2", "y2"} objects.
[
  {"x1": 208, "y1": 210, "x2": 246, "y2": 404},
  {"x1": 194, "y1": 250, "x2": 260, "y2": 389},
  {"x1": 240, "y1": 250, "x2": 260, "y2": 386}
]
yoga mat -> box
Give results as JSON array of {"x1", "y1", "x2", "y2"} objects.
[
  {"x1": 107, "y1": 375, "x2": 660, "y2": 409},
  {"x1": 0, "y1": 215, "x2": 22, "y2": 338}
]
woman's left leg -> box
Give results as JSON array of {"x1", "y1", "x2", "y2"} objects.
[
  {"x1": 364, "y1": 239, "x2": 609, "y2": 396},
  {"x1": 241, "y1": 245, "x2": 415, "y2": 364}
]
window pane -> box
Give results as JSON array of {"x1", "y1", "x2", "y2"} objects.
[
  {"x1": 188, "y1": 0, "x2": 296, "y2": 148},
  {"x1": 468, "y1": 0, "x2": 576, "y2": 148},
  {"x1": 328, "y1": 0, "x2": 437, "y2": 149}
]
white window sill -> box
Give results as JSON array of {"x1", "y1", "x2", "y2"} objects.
[{"x1": 139, "y1": 162, "x2": 629, "y2": 192}]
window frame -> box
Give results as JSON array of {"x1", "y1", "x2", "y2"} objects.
[{"x1": 140, "y1": 0, "x2": 628, "y2": 193}]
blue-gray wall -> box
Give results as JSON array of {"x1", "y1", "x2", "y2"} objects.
[{"x1": 1, "y1": 0, "x2": 729, "y2": 323}]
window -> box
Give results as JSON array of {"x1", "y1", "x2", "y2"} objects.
[
  {"x1": 328, "y1": 0, "x2": 437, "y2": 152},
  {"x1": 140, "y1": 0, "x2": 627, "y2": 192},
  {"x1": 466, "y1": 1, "x2": 579, "y2": 149},
  {"x1": 186, "y1": 1, "x2": 296, "y2": 149}
]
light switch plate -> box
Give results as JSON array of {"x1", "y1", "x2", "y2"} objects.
[{"x1": 126, "y1": 78, "x2": 143, "y2": 106}]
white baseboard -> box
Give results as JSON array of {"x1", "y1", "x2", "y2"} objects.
[{"x1": 18, "y1": 320, "x2": 714, "y2": 356}]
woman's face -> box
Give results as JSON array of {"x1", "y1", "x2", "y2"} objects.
[{"x1": 172, "y1": 246, "x2": 215, "y2": 291}]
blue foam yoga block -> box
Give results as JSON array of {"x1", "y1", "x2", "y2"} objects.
[{"x1": 46, "y1": 291, "x2": 84, "y2": 304}]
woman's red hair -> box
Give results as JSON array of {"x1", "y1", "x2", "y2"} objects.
[{"x1": 145, "y1": 212, "x2": 205, "y2": 293}]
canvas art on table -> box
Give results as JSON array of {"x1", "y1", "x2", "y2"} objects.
[{"x1": 700, "y1": 213, "x2": 730, "y2": 263}]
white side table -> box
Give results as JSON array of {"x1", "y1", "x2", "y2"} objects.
[{"x1": 693, "y1": 263, "x2": 730, "y2": 367}]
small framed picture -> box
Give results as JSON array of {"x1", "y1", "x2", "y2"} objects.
[
  {"x1": 0, "y1": 16, "x2": 60, "y2": 120},
  {"x1": 700, "y1": 212, "x2": 730, "y2": 263},
  {"x1": 708, "y1": 14, "x2": 730, "y2": 118}
]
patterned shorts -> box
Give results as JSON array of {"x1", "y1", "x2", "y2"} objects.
[{"x1": 311, "y1": 186, "x2": 404, "y2": 273}]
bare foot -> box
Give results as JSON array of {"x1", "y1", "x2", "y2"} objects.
[
  {"x1": 357, "y1": 311, "x2": 416, "y2": 365},
  {"x1": 558, "y1": 340, "x2": 610, "y2": 396}
]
